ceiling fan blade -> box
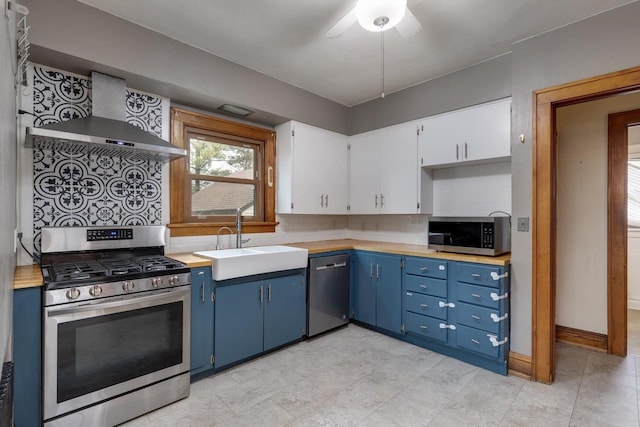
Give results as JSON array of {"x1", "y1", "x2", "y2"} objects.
[
  {"x1": 395, "y1": 7, "x2": 422, "y2": 38},
  {"x1": 325, "y1": 7, "x2": 357, "y2": 38}
]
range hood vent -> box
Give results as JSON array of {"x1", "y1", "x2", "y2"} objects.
[{"x1": 25, "y1": 72, "x2": 186, "y2": 162}]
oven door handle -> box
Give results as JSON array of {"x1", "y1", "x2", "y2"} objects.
[{"x1": 46, "y1": 287, "x2": 189, "y2": 317}]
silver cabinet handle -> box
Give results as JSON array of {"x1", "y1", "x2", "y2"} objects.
[
  {"x1": 268, "y1": 284, "x2": 272, "y2": 302},
  {"x1": 420, "y1": 325, "x2": 428, "y2": 330},
  {"x1": 420, "y1": 284, "x2": 428, "y2": 289},
  {"x1": 320, "y1": 194, "x2": 324, "y2": 207},
  {"x1": 325, "y1": 194, "x2": 328, "y2": 208},
  {"x1": 456, "y1": 144, "x2": 459, "y2": 160},
  {"x1": 471, "y1": 339, "x2": 480, "y2": 345},
  {"x1": 380, "y1": 194, "x2": 384, "y2": 208},
  {"x1": 471, "y1": 293, "x2": 481, "y2": 299},
  {"x1": 376, "y1": 263, "x2": 380, "y2": 279},
  {"x1": 370, "y1": 263, "x2": 374, "y2": 278},
  {"x1": 464, "y1": 142, "x2": 468, "y2": 159},
  {"x1": 471, "y1": 314, "x2": 481, "y2": 320},
  {"x1": 260, "y1": 285, "x2": 263, "y2": 303},
  {"x1": 197, "y1": 271, "x2": 205, "y2": 275},
  {"x1": 471, "y1": 273, "x2": 481, "y2": 278},
  {"x1": 420, "y1": 267, "x2": 429, "y2": 272},
  {"x1": 201, "y1": 284, "x2": 205, "y2": 303},
  {"x1": 375, "y1": 194, "x2": 378, "y2": 208},
  {"x1": 420, "y1": 304, "x2": 428, "y2": 309}
]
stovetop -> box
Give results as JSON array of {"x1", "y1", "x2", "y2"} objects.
[{"x1": 42, "y1": 255, "x2": 189, "y2": 290}]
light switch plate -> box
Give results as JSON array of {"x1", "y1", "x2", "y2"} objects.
[{"x1": 517, "y1": 217, "x2": 529, "y2": 232}]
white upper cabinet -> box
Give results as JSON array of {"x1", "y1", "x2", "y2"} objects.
[
  {"x1": 276, "y1": 121, "x2": 348, "y2": 214},
  {"x1": 418, "y1": 98, "x2": 511, "y2": 168},
  {"x1": 349, "y1": 122, "x2": 419, "y2": 214}
]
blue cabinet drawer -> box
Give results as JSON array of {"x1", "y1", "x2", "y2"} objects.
[
  {"x1": 405, "y1": 257, "x2": 447, "y2": 279},
  {"x1": 404, "y1": 311, "x2": 448, "y2": 342},
  {"x1": 404, "y1": 275, "x2": 447, "y2": 297},
  {"x1": 457, "y1": 302, "x2": 505, "y2": 334},
  {"x1": 454, "y1": 262, "x2": 502, "y2": 288},
  {"x1": 457, "y1": 283, "x2": 506, "y2": 310},
  {"x1": 404, "y1": 292, "x2": 447, "y2": 320},
  {"x1": 456, "y1": 324, "x2": 503, "y2": 358}
]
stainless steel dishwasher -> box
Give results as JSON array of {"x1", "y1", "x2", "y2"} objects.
[{"x1": 307, "y1": 254, "x2": 350, "y2": 336}]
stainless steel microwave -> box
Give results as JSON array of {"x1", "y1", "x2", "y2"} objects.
[{"x1": 428, "y1": 216, "x2": 511, "y2": 256}]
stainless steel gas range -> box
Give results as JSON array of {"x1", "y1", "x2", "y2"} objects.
[{"x1": 40, "y1": 226, "x2": 191, "y2": 427}]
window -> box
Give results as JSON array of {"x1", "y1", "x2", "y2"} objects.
[{"x1": 169, "y1": 108, "x2": 277, "y2": 236}]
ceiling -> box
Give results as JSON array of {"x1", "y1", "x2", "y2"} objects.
[{"x1": 77, "y1": 0, "x2": 637, "y2": 107}]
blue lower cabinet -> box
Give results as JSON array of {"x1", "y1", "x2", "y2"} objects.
[
  {"x1": 352, "y1": 251, "x2": 402, "y2": 333},
  {"x1": 213, "y1": 271, "x2": 306, "y2": 370},
  {"x1": 215, "y1": 280, "x2": 264, "y2": 368},
  {"x1": 264, "y1": 275, "x2": 306, "y2": 351},
  {"x1": 190, "y1": 267, "x2": 214, "y2": 376},
  {"x1": 352, "y1": 252, "x2": 377, "y2": 325},
  {"x1": 401, "y1": 256, "x2": 510, "y2": 375},
  {"x1": 13, "y1": 286, "x2": 42, "y2": 427}
]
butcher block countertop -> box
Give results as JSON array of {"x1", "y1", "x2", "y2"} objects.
[
  {"x1": 166, "y1": 253, "x2": 212, "y2": 268},
  {"x1": 286, "y1": 239, "x2": 511, "y2": 266},
  {"x1": 14, "y1": 265, "x2": 44, "y2": 289},
  {"x1": 12, "y1": 240, "x2": 510, "y2": 289}
]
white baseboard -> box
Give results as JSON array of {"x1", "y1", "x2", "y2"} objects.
[{"x1": 628, "y1": 299, "x2": 640, "y2": 310}]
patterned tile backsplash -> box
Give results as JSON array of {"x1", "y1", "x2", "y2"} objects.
[{"x1": 31, "y1": 65, "x2": 167, "y2": 254}]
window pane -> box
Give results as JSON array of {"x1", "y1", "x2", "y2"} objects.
[
  {"x1": 189, "y1": 139, "x2": 255, "y2": 178},
  {"x1": 191, "y1": 180, "x2": 256, "y2": 217}
]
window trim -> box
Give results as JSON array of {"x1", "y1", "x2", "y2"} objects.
[{"x1": 168, "y1": 107, "x2": 277, "y2": 237}]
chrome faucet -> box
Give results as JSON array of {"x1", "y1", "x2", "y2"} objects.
[
  {"x1": 235, "y1": 208, "x2": 250, "y2": 248},
  {"x1": 216, "y1": 226, "x2": 234, "y2": 250}
]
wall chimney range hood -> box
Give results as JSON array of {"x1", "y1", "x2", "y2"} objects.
[{"x1": 25, "y1": 72, "x2": 186, "y2": 162}]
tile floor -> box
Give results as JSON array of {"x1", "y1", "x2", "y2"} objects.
[{"x1": 123, "y1": 325, "x2": 640, "y2": 426}]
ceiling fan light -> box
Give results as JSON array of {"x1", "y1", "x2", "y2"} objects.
[{"x1": 355, "y1": 0, "x2": 407, "y2": 32}]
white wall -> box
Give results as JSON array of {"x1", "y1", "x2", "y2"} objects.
[
  {"x1": 0, "y1": 0, "x2": 18, "y2": 363},
  {"x1": 555, "y1": 92, "x2": 640, "y2": 333}
]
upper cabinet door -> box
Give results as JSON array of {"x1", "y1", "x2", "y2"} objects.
[
  {"x1": 418, "y1": 112, "x2": 461, "y2": 167},
  {"x1": 379, "y1": 123, "x2": 419, "y2": 214},
  {"x1": 276, "y1": 121, "x2": 348, "y2": 214},
  {"x1": 461, "y1": 99, "x2": 511, "y2": 162},
  {"x1": 349, "y1": 132, "x2": 381, "y2": 214}
]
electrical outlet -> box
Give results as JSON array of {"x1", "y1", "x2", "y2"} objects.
[{"x1": 517, "y1": 217, "x2": 529, "y2": 232}]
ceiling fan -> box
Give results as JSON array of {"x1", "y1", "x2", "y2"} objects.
[{"x1": 325, "y1": 0, "x2": 423, "y2": 39}]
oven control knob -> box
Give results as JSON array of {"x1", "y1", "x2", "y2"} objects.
[
  {"x1": 122, "y1": 281, "x2": 135, "y2": 292},
  {"x1": 168, "y1": 275, "x2": 180, "y2": 286},
  {"x1": 151, "y1": 278, "x2": 161, "y2": 288},
  {"x1": 89, "y1": 285, "x2": 103, "y2": 297},
  {"x1": 66, "y1": 288, "x2": 81, "y2": 300}
]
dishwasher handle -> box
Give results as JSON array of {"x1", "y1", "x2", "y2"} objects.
[{"x1": 315, "y1": 261, "x2": 347, "y2": 271}]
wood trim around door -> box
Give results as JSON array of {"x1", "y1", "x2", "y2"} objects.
[{"x1": 532, "y1": 66, "x2": 640, "y2": 384}]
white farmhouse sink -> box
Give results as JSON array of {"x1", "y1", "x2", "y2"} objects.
[{"x1": 194, "y1": 245, "x2": 309, "y2": 281}]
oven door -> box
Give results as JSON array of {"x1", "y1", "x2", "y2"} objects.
[{"x1": 43, "y1": 286, "x2": 191, "y2": 421}]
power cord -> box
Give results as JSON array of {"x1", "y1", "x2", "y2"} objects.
[
  {"x1": 488, "y1": 211, "x2": 512, "y2": 227},
  {"x1": 17, "y1": 232, "x2": 39, "y2": 263}
]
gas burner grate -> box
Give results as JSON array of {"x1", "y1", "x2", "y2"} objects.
[
  {"x1": 133, "y1": 256, "x2": 183, "y2": 272},
  {"x1": 52, "y1": 261, "x2": 108, "y2": 282},
  {"x1": 100, "y1": 258, "x2": 143, "y2": 276}
]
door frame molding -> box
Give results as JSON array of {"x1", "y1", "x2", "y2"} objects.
[{"x1": 532, "y1": 65, "x2": 640, "y2": 384}]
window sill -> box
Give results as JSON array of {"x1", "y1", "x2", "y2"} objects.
[{"x1": 167, "y1": 222, "x2": 278, "y2": 237}]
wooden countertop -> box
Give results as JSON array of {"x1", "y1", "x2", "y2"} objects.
[
  {"x1": 14, "y1": 265, "x2": 44, "y2": 289},
  {"x1": 166, "y1": 253, "x2": 212, "y2": 268},
  {"x1": 286, "y1": 239, "x2": 511, "y2": 266}
]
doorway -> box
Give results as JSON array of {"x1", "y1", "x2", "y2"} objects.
[{"x1": 532, "y1": 66, "x2": 640, "y2": 384}]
